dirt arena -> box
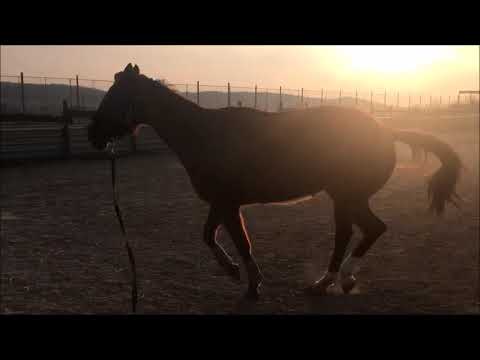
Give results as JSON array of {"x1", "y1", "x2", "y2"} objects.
[{"x1": 1, "y1": 113, "x2": 478, "y2": 314}]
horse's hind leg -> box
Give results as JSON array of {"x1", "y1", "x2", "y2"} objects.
[
  {"x1": 222, "y1": 206, "x2": 263, "y2": 300},
  {"x1": 339, "y1": 201, "x2": 387, "y2": 293},
  {"x1": 204, "y1": 206, "x2": 241, "y2": 281},
  {"x1": 306, "y1": 200, "x2": 353, "y2": 295}
]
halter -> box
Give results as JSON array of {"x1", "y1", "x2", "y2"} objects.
[{"x1": 107, "y1": 140, "x2": 138, "y2": 313}]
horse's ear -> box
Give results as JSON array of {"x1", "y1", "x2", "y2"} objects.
[
  {"x1": 133, "y1": 64, "x2": 140, "y2": 75},
  {"x1": 124, "y1": 63, "x2": 133, "y2": 73},
  {"x1": 114, "y1": 72, "x2": 121, "y2": 82}
]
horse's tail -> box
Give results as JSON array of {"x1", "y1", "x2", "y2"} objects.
[{"x1": 392, "y1": 129, "x2": 462, "y2": 215}]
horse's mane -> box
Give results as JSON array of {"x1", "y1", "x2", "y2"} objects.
[{"x1": 138, "y1": 74, "x2": 199, "y2": 108}]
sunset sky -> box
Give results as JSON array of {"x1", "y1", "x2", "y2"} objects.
[{"x1": 1, "y1": 45, "x2": 478, "y2": 98}]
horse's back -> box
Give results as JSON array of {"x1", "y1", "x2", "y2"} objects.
[
  {"x1": 205, "y1": 106, "x2": 384, "y2": 168},
  {"x1": 192, "y1": 106, "x2": 395, "y2": 204}
]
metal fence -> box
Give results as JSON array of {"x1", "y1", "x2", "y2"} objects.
[
  {"x1": 0, "y1": 74, "x2": 114, "y2": 115},
  {"x1": 2, "y1": 73, "x2": 479, "y2": 116},
  {"x1": 169, "y1": 83, "x2": 479, "y2": 114},
  {"x1": 1, "y1": 73, "x2": 478, "y2": 161}
]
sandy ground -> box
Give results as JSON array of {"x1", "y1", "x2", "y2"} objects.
[{"x1": 1, "y1": 114, "x2": 478, "y2": 314}]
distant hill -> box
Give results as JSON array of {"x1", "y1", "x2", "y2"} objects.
[
  {"x1": 1, "y1": 81, "x2": 385, "y2": 115},
  {"x1": 1, "y1": 82, "x2": 105, "y2": 115},
  {"x1": 184, "y1": 91, "x2": 378, "y2": 112}
]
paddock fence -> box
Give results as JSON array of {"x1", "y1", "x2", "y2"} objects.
[{"x1": 1, "y1": 73, "x2": 478, "y2": 161}]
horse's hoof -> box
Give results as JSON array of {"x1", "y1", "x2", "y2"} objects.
[
  {"x1": 228, "y1": 263, "x2": 241, "y2": 282},
  {"x1": 304, "y1": 274, "x2": 336, "y2": 296},
  {"x1": 244, "y1": 285, "x2": 261, "y2": 302},
  {"x1": 341, "y1": 275, "x2": 357, "y2": 294},
  {"x1": 304, "y1": 282, "x2": 335, "y2": 296}
]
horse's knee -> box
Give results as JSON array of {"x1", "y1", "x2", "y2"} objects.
[
  {"x1": 351, "y1": 218, "x2": 386, "y2": 258},
  {"x1": 360, "y1": 220, "x2": 386, "y2": 249},
  {"x1": 354, "y1": 208, "x2": 387, "y2": 239}
]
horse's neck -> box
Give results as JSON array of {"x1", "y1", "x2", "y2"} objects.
[{"x1": 142, "y1": 88, "x2": 203, "y2": 164}]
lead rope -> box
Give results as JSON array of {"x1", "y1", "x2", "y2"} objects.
[{"x1": 108, "y1": 142, "x2": 138, "y2": 313}]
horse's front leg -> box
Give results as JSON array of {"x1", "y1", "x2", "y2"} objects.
[
  {"x1": 222, "y1": 206, "x2": 263, "y2": 300},
  {"x1": 204, "y1": 206, "x2": 241, "y2": 281}
]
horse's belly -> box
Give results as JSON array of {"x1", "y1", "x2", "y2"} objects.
[
  {"x1": 191, "y1": 165, "x2": 325, "y2": 205},
  {"x1": 236, "y1": 167, "x2": 326, "y2": 205},
  {"x1": 257, "y1": 195, "x2": 316, "y2": 206}
]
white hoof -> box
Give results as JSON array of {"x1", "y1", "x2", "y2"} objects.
[{"x1": 340, "y1": 274, "x2": 357, "y2": 294}]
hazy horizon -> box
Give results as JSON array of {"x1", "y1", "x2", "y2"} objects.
[{"x1": 1, "y1": 45, "x2": 478, "y2": 97}]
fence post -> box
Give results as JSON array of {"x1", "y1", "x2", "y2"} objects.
[
  {"x1": 62, "y1": 100, "x2": 71, "y2": 159},
  {"x1": 370, "y1": 91, "x2": 373, "y2": 113},
  {"x1": 397, "y1": 92, "x2": 399, "y2": 109},
  {"x1": 254, "y1": 85, "x2": 257, "y2": 109},
  {"x1": 76, "y1": 75, "x2": 80, "y2": 108},
  {"x1": 44, "y1": 77, "x2": 48, "y2": 112},
  {"x1": 1, "y1": 76, "x2": 7, "y2": 110},
  {"x1": 227, "y1": 82, "x2": 231, "y2": 107},
  {"x1": 339, "y1": 89, "x2": 342, "y2": 105},
  {"x1": 20, "y1": 72, "x2": 25, "y2": 113},
  {"x1": 279, "y1": 86, "x2": 282, "y2": 111},
  {"x1": 430, "y1": 95, "x2": 432, "y2": 109},
  {"x1": 130, "y1": 134, "x2": 137, "y2": 153},
  {"x1": 384, "y1": 89, "x2": 387, "y2": 108},
  {"x1": 355, "y1": 89, "x2": 358, "y2": 106},
  {"x1": 266, "y1": 89, "x2": 269, "y2": 112},
  {"x1": 186, "y1": 84, "x2": 189, "y2": 99},
  {"x1": 197, "y1": 81, "x2": 200, "y2": 105},
  {"x1": 321, "y1": 88, "x2": 323, "y2": 103},
  {"x1": 457, "y1": 94, "x2": 460, "y2": 105},
  {"x1": 420, "y1": 95, "x2": 422, "y2": 109},
  {"x1": 439, "y1": 96, "x2": 442, "y2": 106},
  {"x1": 69, "y1": 79, "x2": 73, "y2": 106},
  {"x1": 448, "y1": 95, "x2": 451, "y2": 106},
  {"x1": 301, "y1": 88, "x2": 304, "y2": 106},
  {"x1": 408, "y1": 95, "x2": 411, "y2": 111}
]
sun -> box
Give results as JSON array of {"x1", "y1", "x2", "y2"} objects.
[{"x1": 335, "y1": 46, "x2": 456, "y2": 74}]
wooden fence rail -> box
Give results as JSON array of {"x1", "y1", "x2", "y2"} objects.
[{"x1": 1, "y1": 102, "x2": 169, "y2": 162}]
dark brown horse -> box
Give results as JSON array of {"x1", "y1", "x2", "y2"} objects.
[{"x1": 88, "y1": 64, "x2": 462, "y2": 300}]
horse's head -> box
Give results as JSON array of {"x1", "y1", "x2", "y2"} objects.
[{"x1": 88, "y1": 63, "x2": 145, "y2": 150}]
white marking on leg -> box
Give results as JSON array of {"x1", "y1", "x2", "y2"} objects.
[
  {"x1": 340, "y1": 253, "x2": 362, "y2": 277},
  {"x1": 339, "y1": 253, "x2": 361, "y2": 294},
  {"x1": 310, "y1": 271, "x2": 339, "y2": 295}
]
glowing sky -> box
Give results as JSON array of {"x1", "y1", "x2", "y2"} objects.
[{"x1": 1, "y1": 45, "x2": 478, "y2": 97}]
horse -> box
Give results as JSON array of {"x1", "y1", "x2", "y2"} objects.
[{"x1": 88, "y1": 63, "x2": 462, "y2": 300}]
